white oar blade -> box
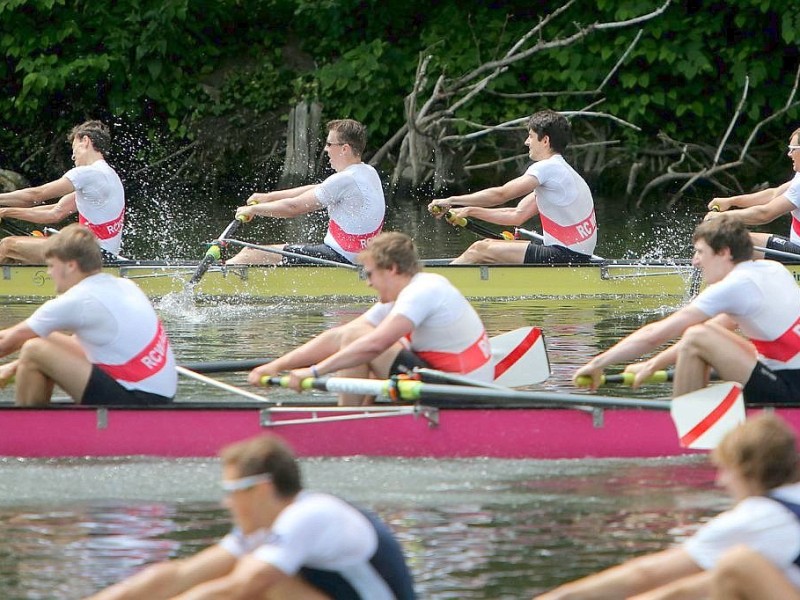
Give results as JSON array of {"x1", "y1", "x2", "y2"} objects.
[
  {"x1": 490, "y1": 326, "x2": 550, "y2": 387},
  {"x1": 670, "y1": 382, "x2": 745, "y2": 450}
]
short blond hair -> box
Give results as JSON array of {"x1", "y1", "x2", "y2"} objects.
[
  {"x1": 358, "y1": 232, "x2": 420, "y2": 276},
  {"x1": 44, "y1": 224, "x2": 102, "y2": 273}
]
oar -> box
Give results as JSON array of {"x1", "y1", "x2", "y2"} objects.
[
  {"x1": 576, "y1": 371, "x2": 672, "y2": 387},
  {"x1": 180, "y1": 358, "x2": 271, "y2": 373},
  {"x1": 187, "y1": 216, "x2": 247, "y2": 286},
  {"x1": 429, "y1": 206, "x2": 510, "y2": 240},
  {"x1": 0, "y1": 217, "x2": 34, "y2": 237},
  {"x1": 755, "y1": 245, "x2": 800, "y2": 262},
  {"x1": 265, "y1": 375, "x2": 670, "y2": 409},
  {"x1": 176, "y1": 366, "x2": 270, "y2": 402},
  {"x1": 223, "y1": 239, "x2": 359, "y2": 269},
  {"x1": 491, "y1": 326, "x2": 549, "y2": 386},
  {"x1": 575, "y1": 370, "x2": 719, "y2": 387},
  {"x1": 265, "y1": 376, "x2": 746, "y2": 450},
  {"x1": 514, "y1": 227, "x2": 605, "y2": 262}
]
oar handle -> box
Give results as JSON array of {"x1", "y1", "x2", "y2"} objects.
[
  {"x1": 575, "y1": 370, "x2": 671, "y2": 387},
  {"x1": 263, "y1": 375, "x2": 316, "y2": 390}
]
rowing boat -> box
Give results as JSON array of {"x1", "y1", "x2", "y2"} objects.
[
  {"x1": 1, "y1": 399, "x2": 796, "y2": 459},
  {"x1": 0, "y1": 258, "x2": 718, "y2": 301}
]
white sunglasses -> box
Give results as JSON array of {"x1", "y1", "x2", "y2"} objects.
[{"x1": 221, "y1": 473, "x2": 272, "y2": 494}]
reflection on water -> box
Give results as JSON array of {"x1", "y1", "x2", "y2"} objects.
[{"x1": 0, "y1": 456, "x2": 726, "y2": 599}]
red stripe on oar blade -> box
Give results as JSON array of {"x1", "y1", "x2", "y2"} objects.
[
  {"x1": 679, "y1": 386, "x2": 742, "y2": 448},
  {"x1": 494, "y1": 327, "x2": 541, "y2": 380}
]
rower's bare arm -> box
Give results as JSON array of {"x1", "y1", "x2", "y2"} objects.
[
  {"x1": 726, "y1": 196, "x2": 796, "y2": 225},
  {"x1": 239, "y1": 189, "x2": 323, "y2": 220},
  {"x1": 429, "y1": 174, "x2": 537, "y2": 213},
  {"x1": 171, "y1": 555, "x2": 288, "y2": 600},
  {"x1": 246, "y1": 184, "x2": 317, "y2": 205},
  {"x1": 0, "y1": 323, "x2": 38, "y2": 358},
  {"x1": 629, "y1": 570, "x2": 712, "y2": 600},
  {"x1": 86, "y1": 545, "x2": 236, "y2": 600},
  {"x1": 0, "y1": 192, "x2": 77, "y2": 225},
  {"x1": 314, "y1": 314, "x2": 414, "y2": 376},
  {"x1": 458, "y1": 191, "x2": 540, "y2": 226},
  {"x1": 709, "y1": 181, "x2": 790, "y2": 212},
  {"x1": 534, "y1": 548, "x2": 701, "y2": 600},
  {"x1": 0, "y1": 177, "x2": 74, "y2": 208},
  {"x1": 574, "y1": 307, "x2": 708, "y2": 388}
]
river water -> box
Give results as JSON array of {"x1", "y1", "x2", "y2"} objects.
[
  {"x1": 0, "y1": 289, "x2": 731, "y2": 599},
  {"x1": 0, "y1": 190, "x2": 746, "y2": 598}
]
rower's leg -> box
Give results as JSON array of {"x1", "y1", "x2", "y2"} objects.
[
  {"x1": 226, "y1": 244, "x2": 283, "y2": 265},
  {"x1": 711, "y1": 545, "x2": 800, "y2": 600},
  {"x1": 750, "y1": 232, "x2": 770, "y2": 259},
  {"x1": 14, "y1": 334, "x2": 93, "y2": 406},
  {"x1": 0, "y1": 236, "x2": 48, "y2": 265},
  {"x1": 672, "y1": 322, "x2": 757, "y2": 398},
  {"x1": 335, "y1": 321, "x2": 387, "y2": 406},
  {"x1": 450, "y1": 239, "x2": 528, "y2": 264}
]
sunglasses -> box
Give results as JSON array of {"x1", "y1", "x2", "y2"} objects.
[{"x1": 221, "y1": 473, "x2": 272, "y2": 494}]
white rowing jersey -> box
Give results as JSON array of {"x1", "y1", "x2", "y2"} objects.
[
  {"x1": 785, "y1": 172, "x2": 800, "y2": 244},
  {"x1": 220, "y1": 491, "x2": 403, "y2": 600},
  {"x1": 315, "y1": 163, "x2": 385, "y2": 262},
  {"x1": 525, "y1": 154, "x2": 597, "y2": 256},
  {"x1": 691, "y1": 260, "x2": 800, "y2": 370},
  {"x1": 363, "y1": 272, "x2": 493, "y2": 381},
  {"x1": 26, "y1": 273, "x2": 177, "y2": 397},
  {"x1": 64, "y1": 159, "x2": 125, "y2": 255}
]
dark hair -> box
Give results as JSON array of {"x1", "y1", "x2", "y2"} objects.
[
  {"x1": 692, "y1": 214, "x2": 753, "y2": 263},
  {"x1": 220, "y1": 435, "x2": 302, "y2": 498},
  {"x1": 327, "y1": 119, "x2": 367, "y2": 156},
  {"x1": 358, "y1": 231, "x2": 420, "y2": 276},
  {"x1": 527, "y1": 110, "x2": 571, "y2": 154},
  {"x1": 44, "y1": 224, "x2": 103, "y2": 273},
  {"x1": 713, "y1": 413, "x2": 800, "y2": 493},
  {"x1": 68, "y1": 120, "x2": 111, "y2": 155}
]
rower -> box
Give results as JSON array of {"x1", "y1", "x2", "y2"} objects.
[
  {"x1": 87, "y1": 434, "x2": 416, "y2": 599},
  {"x1": 247, "y1": 232, "x2": 494, "y2": 405},
  {"x1": 574, "y1": 214, "x2": 800, "y2": 405},
  {"x1": 226, "y1": 118, "x2": 385, "y2": 266},
  {"x1": 0, "y1": 120, "x2": 125, "y2": 264},
  {"x1": 0, "y1": 224, "x2": 176, "y2": 407},
  {"x1": 427, "y1": 109, "x2": 597, "y2": 265},
  {"x1": 704, "y1": 125, "x2": 800, "y2": 261}
]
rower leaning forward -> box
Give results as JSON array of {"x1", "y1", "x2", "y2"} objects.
[
  {"x1": 0, "y1": 224, "x2": 176, "y2": 406},
  {"x1": 705, "y1": 125, "x2": 800, "y2": 260},
  {"x1": 227, "y1": 118, "x2": 385, "y2": 266},
  {"x1": 575, "y1": 214, "x2": 800, "y2": 405},
  {"x1": 428, "y1": 109, "x2": 597, "y2": 265},
  {"x1": 248, "y1": 232, "x2": 493, "y2": 405},
  {"x1": 0, "y1": 120, "x2": 125, "y2": 264}
]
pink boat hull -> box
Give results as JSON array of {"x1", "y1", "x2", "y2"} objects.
[{"x1": 3, "y1": 404, "x2": 797, "y2": 459}]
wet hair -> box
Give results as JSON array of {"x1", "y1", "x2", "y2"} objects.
[
  {"x1": 44, "y1": 224, "x2": 103, "y2": 273},
  {"x1": 327, "y1": 119, "x2": 367, "y2": 156},
  {"x1": 219, "y1": 435, "x2": 302, "y2": 498},
  {"x1": 712, "y1": 413, "x2": 800, "y2": 493},
  {"x1": 527, "y1": 110, "x2": 571, "y2": 154},
  {"x1": 68, "y1": 120, "x2": 111, "y2": 155},
  {"x1": 358, "y1": 231, "x2": 420, "y2": 276},
  {"x1": 692, "y1": 214, "x2": 753, "y2": 263}
]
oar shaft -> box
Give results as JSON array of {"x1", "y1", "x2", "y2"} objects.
[
  {"x1": 180, "y1": 358, "x2": 270, "y2": 373},
  {"x1": 755, "y1": 245, "x2": 800, "y2": 262},
  {"x1": 188, "y1": 217, "x2": 247, "y2": 285},
  {"x1": 177, "y1": 366, "x2": 269, "y2": 402},
  {"x1": 266, "y1": 376, "x2": 672, "y2": 410},
  {"x1": 515, "y1": 227, "x2": 605, "y2": 262},
  {"x1": 575, "y1": 371, "x2": 672, "y2": 387},
  {"x1": 224, "y1": 239, "x2": 358, "y2": 269}
]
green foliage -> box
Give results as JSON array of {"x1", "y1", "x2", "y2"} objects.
[{"x1": 1, "y1": 0, "x2": 799, "y2": 193}]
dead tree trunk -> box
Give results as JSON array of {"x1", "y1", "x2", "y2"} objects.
[{"x1": 279, "y1": 100, "x2": 322, "y2": 188}]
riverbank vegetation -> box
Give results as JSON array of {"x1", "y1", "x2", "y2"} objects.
[{"x1": 1, "y1": 0, "x2": 798, "y2": 205}]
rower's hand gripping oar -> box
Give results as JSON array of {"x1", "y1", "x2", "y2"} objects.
[
  {"x1": 188, "y1": 215, "x2": 247, "y2": 286},
  {"x1": 429, "y1": 206, "x2": 512, "y2": 240},
  {"x1": 575, "y1": 370, "x2": 672, "y2": 387}
]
